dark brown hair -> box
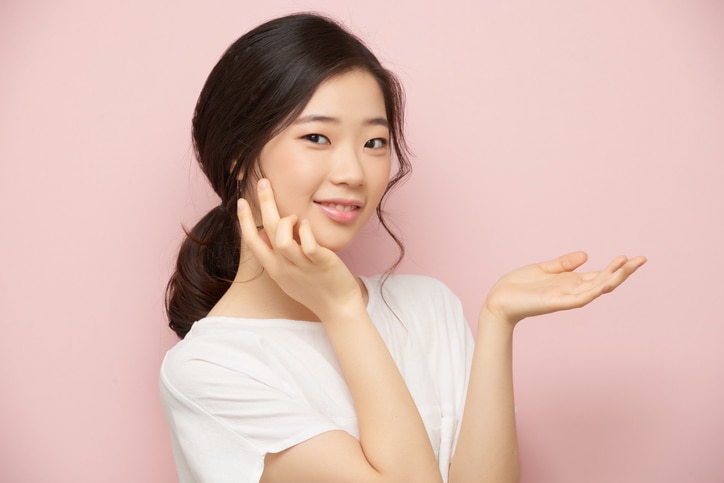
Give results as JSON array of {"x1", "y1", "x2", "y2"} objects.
[{"x1": 166, "y1": 13, "x2": 411, "y2": 338}]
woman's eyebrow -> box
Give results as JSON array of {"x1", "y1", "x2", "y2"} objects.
[
  {"x1": 365, "y1": 117, "x2": 389, "y2": 128},
  {"x1": 294, "y1": 114, "x2": 389, "y2": 128}
]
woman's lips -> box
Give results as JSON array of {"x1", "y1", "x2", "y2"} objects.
[{"x1": 314, "y1": 200, "x2": 362, "y2": 223}]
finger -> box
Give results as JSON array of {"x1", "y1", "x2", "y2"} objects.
[
  {"x1": 550, "y1": 255, "x2": 647, "y2": 310},
  {"x1": 572, "y1": 256, "x2": 627, "y2": 295},
  {"x1": 298, "y1": 219, "x2": 323, "y2": 263},
  {"x1": 237, "y1": 198, "x2": 275, "y2": 266},
  {"x1": 582, "y1": 253, "x2": 634, "y2": 280},
  {"x1": 538, "y1": 251, "x2": 588, "y2": 274},
  {"x1": 604, "y1": 255, "x2": 629, "y2": 274},
  {"x1": 601, "y1": 256, "x2": 647, "y2": 294},
  {"x1": 257, "y1": 178, "x2": 281, "y2": 241},
  {"x1": 274, "y1": 214, "x2": 307, "y2": 264}
]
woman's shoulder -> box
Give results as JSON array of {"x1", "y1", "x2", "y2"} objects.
[
  {"x1": 162, "y1": 316, "x2": 325, "y2": 369},
  {"x1": 361, "y1": 274, "x2": 466, "y2": 328},
  {"x1": 362, "y1": 273, "x2": 472, "y2": 357},
  {"x1": 362, "y1": 273, "x2": 459, "y2": 302},
  {"x1": 160, "y1": 316, "x2": 330, "y2": 404}
]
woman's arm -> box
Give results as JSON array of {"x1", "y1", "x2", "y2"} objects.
[
  {"x1": 449, "y1": 252, "x2": 646, "y2": 483},
  {"x1": 449, "y1": 310, "x2": 518, "y2": 483},
  {"x1": 262, "y1": 301, "x2": 443, "y2": 483},
  {"x1": 240, "y1": 180, "x2": 442, "y2": 483}
]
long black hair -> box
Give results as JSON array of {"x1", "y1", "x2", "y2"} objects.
[{"x1": 166, "y1": 13, "x2": 411, "y2": 338}]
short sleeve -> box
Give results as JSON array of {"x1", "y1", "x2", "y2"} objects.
[{"x1": 160, "y1": 339, "x2": 347, "y2": 483}]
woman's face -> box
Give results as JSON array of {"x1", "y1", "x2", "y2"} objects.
[{"x1": 255, "y1": 69, "x2": 392, "y2": 252}]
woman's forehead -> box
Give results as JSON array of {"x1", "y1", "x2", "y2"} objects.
[{"x1": 299, "y1": 70, "x2": 387, "y2": 122}]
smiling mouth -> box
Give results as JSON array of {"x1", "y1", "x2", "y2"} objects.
[
  {"x1": 313, "y1": 201, "x2": 363, "y2": 223},
  {"x1": 315, "y1": 202, "x2": 360, "y2": 212}
]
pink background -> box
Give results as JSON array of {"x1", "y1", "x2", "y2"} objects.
[{"x1": 1, "y1": 0, "x2": 722, "y2": 481}]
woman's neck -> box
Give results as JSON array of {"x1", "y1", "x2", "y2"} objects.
[
  {"x1": 207, "y1": 252, "x2": 321, "y2": 322},
  {"x1": 207, "y1": 247, "x2": 369, "y2": 322}
]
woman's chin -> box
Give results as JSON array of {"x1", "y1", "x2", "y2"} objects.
[{"x1": 315, "y1": 238, "x2": 354, "y2": 254}]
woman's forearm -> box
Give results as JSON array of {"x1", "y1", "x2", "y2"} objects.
[
  {"x1": 321, "y1": 300, "x2": 443, "y2": 483},
  {"x1": 449, "y1": 308, "x2": 520, "y2": 483},
  {"x1": 448, "y1": 252, "x2": 647, "y2": 482}
]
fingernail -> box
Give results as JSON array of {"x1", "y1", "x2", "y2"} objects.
[
  {"x1": 238, "y1": 198, "x2": 247, "y2": 211},
  {"x1": 259, "y1": 179, "x2": 269, "y2": 190}
]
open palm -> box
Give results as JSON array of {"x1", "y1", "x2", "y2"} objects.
[{"x1": 484, "y1": 251, "x2": 647, "y2": 325}]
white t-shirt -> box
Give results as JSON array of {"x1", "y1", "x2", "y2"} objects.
[{"x1": 160, "y1": 274, "x2": 474, "y2": 483}]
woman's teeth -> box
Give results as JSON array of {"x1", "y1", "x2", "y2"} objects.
[{"x1": 321, "y1": 203, "x2": 357, "y2": 211}]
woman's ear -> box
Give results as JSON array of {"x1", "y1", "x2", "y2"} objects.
[
  {"x1": 235, "y1": 167, "x2": 264, "y2": 222},
  {"x1": 234, "y1": 158, "x2": 265, "y2": 204}
]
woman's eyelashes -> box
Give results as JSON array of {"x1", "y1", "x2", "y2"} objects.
[
  {"x1": 364, "y1": 138, "x2": 388, "y2": 149},
  {"x1": 301, "y1": 134, "x2": 388, "y2": 149},
  {"x1": 304, "y1": 133, "x2": 330, "y2": 145}
]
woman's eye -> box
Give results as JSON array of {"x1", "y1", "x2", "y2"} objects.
[
  {"x1": 304, "y1": 134, "x2": 330, "y2": 145},
  {"x1": 364, "y1": 138, "x2": 388, "y2": 149}
]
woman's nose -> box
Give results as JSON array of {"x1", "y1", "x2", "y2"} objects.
[{"x1": 329, "y1": 145, "x2": 364, "y2": 186}]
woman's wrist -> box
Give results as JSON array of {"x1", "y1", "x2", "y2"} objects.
[
  {"x1": 478, "y1": 305, "x2": 518, "y2": 334},
  {"x1": 316, "y1": 294, "x2": 368, "y2": 325}
]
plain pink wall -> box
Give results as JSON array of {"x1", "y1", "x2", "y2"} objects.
[{"x1": 1, "y1": 0, "x2": 722, "y2": 482}]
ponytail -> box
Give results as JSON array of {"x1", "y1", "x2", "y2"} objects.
[{"x1": 166, "y1": 204, "x2": 240, "y2": 338}]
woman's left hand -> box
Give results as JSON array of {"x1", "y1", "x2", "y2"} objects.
[{"x1": 482, "y1": 251, "x2": 647, "y2": 326}]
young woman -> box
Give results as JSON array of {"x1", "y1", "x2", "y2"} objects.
[{"x1": 160, "y1": 13, "x2": 646, "y2": 483}]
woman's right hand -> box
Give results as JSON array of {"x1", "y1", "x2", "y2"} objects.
[{"x1": 237, "y1": 178, "x2": 364, "y2": 320}]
